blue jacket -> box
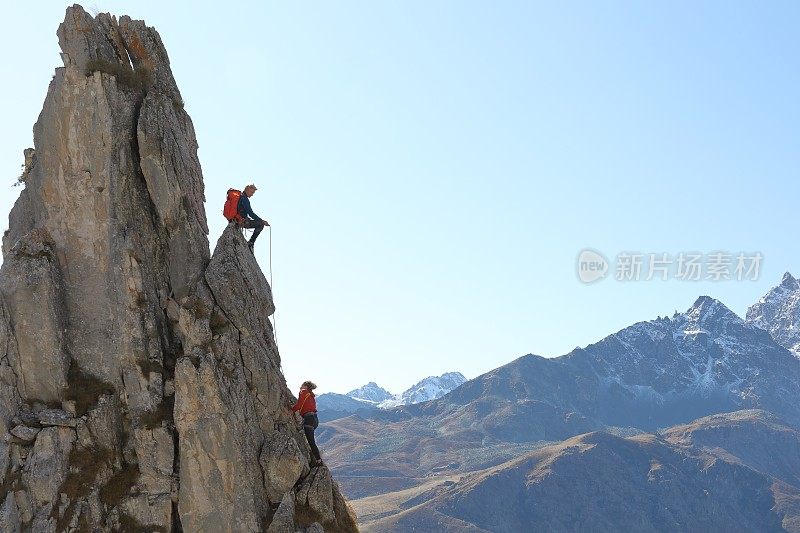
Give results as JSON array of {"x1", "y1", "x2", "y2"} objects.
[{"x1": 237, "y1": 194, "x2": 262, "y2": 222}]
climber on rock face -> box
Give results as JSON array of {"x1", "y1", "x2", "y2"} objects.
[
  {"x1": 292, "y1": 381, "x2": 323, "y2": 467},
  {"x1": 238, "y1": 184, "x2": 269, "y2": 252}
]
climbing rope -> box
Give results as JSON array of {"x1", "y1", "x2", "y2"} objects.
[
  {"x1": 240, "y1": 222, "x2": 278, "y2": 347},
  {"x1": 269, "y1": 225, "x2": 278, "y2": 348}
]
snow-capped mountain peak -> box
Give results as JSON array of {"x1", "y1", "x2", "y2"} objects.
[
  {"x1": 580, "y1": 290, "x2": 797, "y2": 415},
  {"x1": 684, "y1": 296, "x2": 741, "y2": 330},
  {"x1": 318, "y1": 372, "x2": 469, "y2": 419},
  {"x1": 781, "y1": 272, "x2": 800, "y2": 290},
  {"x1": 346, "y1": 382, "x2": 393, "y2": 403},
  {"x1": 379, "y1": 372, "x2": 467, "y2": 409},
  {"x1": 747, "y1": 272, "x2": 800, "y2": 356}
]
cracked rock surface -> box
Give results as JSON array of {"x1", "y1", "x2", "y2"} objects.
[{"x1": 0, "y1": 5, "x2": 357, "y2": 532}]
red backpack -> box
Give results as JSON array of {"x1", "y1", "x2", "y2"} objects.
[{"x1": 223, "y1": 189, "x2": 243, "y2": 223}]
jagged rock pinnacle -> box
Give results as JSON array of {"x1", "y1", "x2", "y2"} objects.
[
  {"x1": 781, "y1": 271, "x2": 799, "y2": 289},
  {"x1": 0, "y1": 5, "x2": 357, "y2": 532}
]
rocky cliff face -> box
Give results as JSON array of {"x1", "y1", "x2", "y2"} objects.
[{"x1": 0, "y1": 6, "x2": 357, "y2": 532}]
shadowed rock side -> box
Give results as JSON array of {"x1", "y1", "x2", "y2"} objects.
[{"x1": 0, "y1": 5, "x2": 356, "y2": 532}]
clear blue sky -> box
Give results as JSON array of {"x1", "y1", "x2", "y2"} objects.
[{"x1": 2, "y1": 2, "x2": 799, "y2": 394}]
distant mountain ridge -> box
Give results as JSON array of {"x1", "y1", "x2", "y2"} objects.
[
  {"x1": 320, "y1": 273, "x2": 800, "y2": 530},
  {"x1": 415, "y1": 294, "x2": 800, "y2": 432},
  {"x1": 316, "y1": 372, "x2": 467, "y2": 421},
  {"x1": 379, "y1": 372, "x2": 467, "y2": 408},
  {"x1": 347, "y1": 382, "x2": 393, "y2": 403}
]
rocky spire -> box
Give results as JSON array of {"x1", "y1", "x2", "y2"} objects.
[
  {"x1": 781, "y1": 272, "x2": 799, "y2": 290},
  {"x1": 747, "y1": 272, "x2": 800, "y2": 357},
  {"x1": 683, "y1": 295, "x2": 742, "y2": 331},
  {"x1": 0, "y1": 5, "x2": 357, "y2": 532}
]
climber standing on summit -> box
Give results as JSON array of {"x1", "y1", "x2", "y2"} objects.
[{"x1": 238, "y1": 184, "x2": 269, "y2": 252}]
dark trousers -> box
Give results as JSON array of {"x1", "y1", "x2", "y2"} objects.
[
  {"x1": 240, "y1": 218, "x2": 264, "y2": 244},
  {"x1": 303, "y1": 413, "x2": 321, "y2": 461}
]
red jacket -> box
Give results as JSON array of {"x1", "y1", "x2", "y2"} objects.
[{"x1": 292, "y1": 389, "x2": 317, "y2": 416}]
